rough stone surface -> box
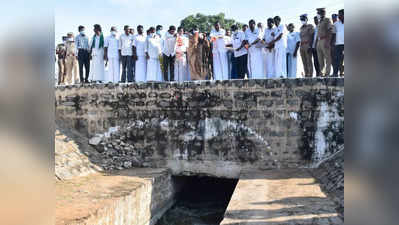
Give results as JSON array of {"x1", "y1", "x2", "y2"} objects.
[
  {"x1": 55, "y1": 124, "x2": 102, "y2": 180},
  {"x1": 55, "y1": 78, "x2": 344, "y2": 177},
  {"x1": 56, "y1": 168, "x2": 179, "y2": 225},
  {"x1": 311, "y1": 150, "x2": 344, "y2": 219},
  {"x1": 220, "y1": 169, "x2": 343, "y2": 225}
]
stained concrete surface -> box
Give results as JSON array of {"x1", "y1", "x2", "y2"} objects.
[
  {"x1": 56, "y1": 168, "x2": 176, "y2": 225},
  {"x1": 220, "y1": 169, "x2": 343, "y2": 225}
]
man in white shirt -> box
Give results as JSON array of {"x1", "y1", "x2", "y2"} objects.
[
  {"x1": 246, "y1": 19, "x2": 265, "y2": 79},
  {"x1": 230, "y1": 24, "x2": 247, "y2": 79},
  {"x1": 133, "y1": 25, "x2": 147, "y2": 82},
  {"x1": 263, "y1": 18, "x2": 276, "y2": 78},
  {"x1": 119, "y1": 25, "x2": 134, "y2": 83},
  {"x1": 271, "y1": 16, "x2": 287, "y2": 78},
  {"x1": 333, "y1": 9, "x2": 344, "y2": 77},
  {"x1": 224, "y1": 29, "x2": 233, "y2": 79},
  {"x1": 210, "y1": 21, "x2": 228, "y2": 80},
  {"x1": 104, "y1": 26, "x2": 120, "y2": 83},
  {"x1": 90, "y1": 24, "x2": 105, "y2": 82},
  {"x1": 162, "y1": 26, "x2": 177, "y2": 81},
  {"x1": 286, "y1": 23, "x2": 301, "y2": 78},
  {"x1": 146, "y1": 27, "x2": 163, "y2": 82},
  {"x1": 257, "y1": 22, "x2": 268, "y2": 76},
  {"x1": 174, "y1": 26, "x2": 189, "y2": 82}
]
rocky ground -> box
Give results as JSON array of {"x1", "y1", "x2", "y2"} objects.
[{"x1": 311, "y1": 150, "x2": 344, "y2": 219}]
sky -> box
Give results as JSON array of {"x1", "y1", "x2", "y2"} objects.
[{"x1": 55, "y1": 0, "x2": 344, "y2": 42}]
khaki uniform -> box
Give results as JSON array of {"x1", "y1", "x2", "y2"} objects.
[
  {"x1": 56, "y1": 44, "x2": 66, "y2": 84},
  {"x1": 64, "y1": 41, "x2": 79, "y2": 84},
  {"x1": 299, "y1": 24, "x2": 315, "y2": 77},
  {"x1": 316, "y1": 17, "x2": 334, "y2": 76}
]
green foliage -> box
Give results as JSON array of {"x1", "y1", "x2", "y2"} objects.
[{"x1": 180, "y1": 13, "x2": 245, "y2": 33}]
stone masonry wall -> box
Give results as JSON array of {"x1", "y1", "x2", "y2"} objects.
[{"x1": 55, "y1": 78, "x2": 344, "y2": 178}]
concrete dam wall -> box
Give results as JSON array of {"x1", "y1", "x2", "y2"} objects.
[{"x1": 55, "y1": 78, "x2": 344, "y2": 178}]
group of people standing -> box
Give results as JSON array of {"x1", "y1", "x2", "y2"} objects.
[{"x1": 55, "y1": 7, "x2": 344, "y2": 85}]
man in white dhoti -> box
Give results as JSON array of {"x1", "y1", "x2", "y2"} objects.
[
  {"x1": 89, "y1": 24, "x2": 105, "y2": 82},
  {"x1": 271, "y1": 16, "x2": 287, "y2": 78},
  {"x1": 133, "y1": 25, "x2": 147, "y2": 82},
  {"x1": 263, "y1": 18, "x2": 276, "y2": 78},
  {"x1": 210, "y1": 21, "x2": 228, "y2": 81},
  {"x1": 286, "y1": 23, "x2": 301, "y2": 78},
  {"x1": 174, "y1": 27, "x2": 189, "y2": 82},
  {"x1": 145, "y1": 27, "x2": 163, "y2": 82},
  {"x1": 104, "y1": 26, "x2": 120, "y2": 83},
  {"x1": 245, "y1": 19, "x2": 265, "y2": 79},
  {"x1": 258, "y1": 22, "x2": 268, "y2": 76}
]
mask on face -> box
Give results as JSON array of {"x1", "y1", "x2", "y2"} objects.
[
  {"x1": 111, "y1": 31, "x2": 117, "y2": 36},
  {"x1": 301, "y1": 20, "x2": 307, "y2": 25},
  {"x1": 68, "y1": 37, "x2": 73, "y2": 42},
  {"x1": 317, "y1": 14, "x2": 321, "y2": 20},
  {"x1": 80, "y1": 31, "x2": 85, "y2": 35}
]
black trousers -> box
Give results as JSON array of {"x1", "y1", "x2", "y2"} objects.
[
  {"x1": 333, "y1": 44, "x2": 344, "y2": 76},
  {"x1": 78, "y1": 49, "x2": 90, "y2": 82},
  {"x1": 233, "y1": 54, "x2": 247, "y2": 79},
  {"x1": 121, "y1": 55, "x2": 134, "y2": 82},
  {"x1": 163, "y1": 54, "x2": 175, "y2": 81},
  {"x1": 312, "y1": 48, "x2": 321, "y2": 76}
]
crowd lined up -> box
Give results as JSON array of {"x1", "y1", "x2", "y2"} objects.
[{"x1": 55, "y1": 7, "x2": 344, "y2": 85}]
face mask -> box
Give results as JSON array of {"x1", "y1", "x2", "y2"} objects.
[
  {"x1": 80, "y1": 31, "x2": 85, "y2": 35},
  {"x1": 156, "y1": 30, "x2": 161, "y2": 35},
  {"x1": 317, "y1": 14, "x2": 321, "y2": 20},
  {"x1": 301, "y1": 20, "x2": 307, "y2": 25},
  {"x1": 68, "y1": 38, "x2": 73, "y2": 42},
  {"x1": 111, "y1": 31, "x2": 117, "y2": 36}
]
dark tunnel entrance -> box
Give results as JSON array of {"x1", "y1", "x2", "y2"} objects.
[{"x1": 156, "y1": 176, "x2": 238, "y2": 225}]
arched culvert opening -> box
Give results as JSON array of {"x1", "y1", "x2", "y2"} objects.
[{"x1": 156, "y1": 176, "x2": 238, "y2": 225}]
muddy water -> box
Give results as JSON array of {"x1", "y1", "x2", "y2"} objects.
[{"x1": 156, "y1": 176, "x2": 238, "y2": 225}]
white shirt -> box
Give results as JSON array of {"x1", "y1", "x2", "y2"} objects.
[
  {"x1": 210, "y1": 28, "x2": 227, "y2": 53},
  {"x1": 133, "y1": 34, "x2": 147, "y2": 57},
  {"x1": 286, "y1": 31, "x2": 301, "y2": 54},
  {"x1": 146, "y1": 35, "x2": 162, "y2": 59},
  {"x1": 175, "y1": 34, "x2": 189, "y2": 53},
  {"x1": 312, "y1": 27, "x2": 318, "y2": 48},
  {"x1": 263, "y1": 28, "x2": 275, "y2": 44},
  {"x1": 119, "y1": 33, "x2": 133, "y2": 56},
  {"x1": 245, "y1": 28, "x2": 262, "y2": 46},
  {"x1": 162, "y1": 32, "x2": 177, "y2": 56},
  {"x1": 335, "y1": 20, "x2": 344, "y2": 45},
  {"x1": 231, "y1": 31, "x2": 247, "y2": 57},
  {"x1": 104, "y1": 35, "x2": 119, "y2": 58},
  {"x1": 274, "y1": 24, "x2": 287, "y2": 49}
]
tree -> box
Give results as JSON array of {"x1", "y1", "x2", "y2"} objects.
[{"x1": 180, "y1": 13, "x2": 245, "y2": 33}]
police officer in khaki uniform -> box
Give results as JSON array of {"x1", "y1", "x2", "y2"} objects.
[
  {"x1": 56, "y1": 36, "x2": 67, "y2": 85},
  {"x1": 64, "y1": 32, "x2": 79, "y2": 84},
  {"x1": 316, "y1": 8, "x2": 334, "y2": 76},
  {"x1": 299, "y1": 14, "x2": 315, "y2": 77}
]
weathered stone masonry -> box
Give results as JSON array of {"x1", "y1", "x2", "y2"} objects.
[{"x1": 55, "y1": 78, "x2": 344, "y2": 178}]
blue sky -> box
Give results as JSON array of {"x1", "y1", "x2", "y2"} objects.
[{"x1": 55, "y1": 0, "x2": 344, "y2": 42}]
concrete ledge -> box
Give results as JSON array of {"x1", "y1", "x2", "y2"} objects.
[
  {"x1": 56, "y1": 168, "x2": 176, "y2": 225},
  {"x1": 221, "y1": 169, "x2": 343, "y2": 225}
]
